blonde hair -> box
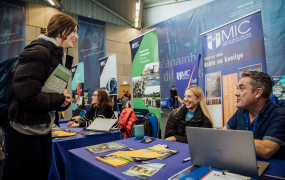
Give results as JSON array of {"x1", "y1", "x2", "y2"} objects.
[{"x1": 185, "y1": 86, "x2": 212, "y2": 125}]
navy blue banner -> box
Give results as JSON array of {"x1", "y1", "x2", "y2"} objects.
[
  {"x1": 142, "y1": 0, "x2": 285, "y2": 99},
  {"x1": 0, "y1": 0, "x2": 26, "y2": 62},
  {"x1": 78, "y1": 15, "x2": 106, "y2": 100},
  {"x1": 173, "y1": 58, "x2": 199, "y2": 107}
]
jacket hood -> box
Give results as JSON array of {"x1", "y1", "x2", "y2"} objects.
[{"x1": 25, "y1": 36, "x2": 64, "y2": 61}]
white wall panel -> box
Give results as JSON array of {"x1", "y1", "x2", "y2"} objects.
[{"x1": 142, "y1": 0, "x2": 214, "y2": 28}]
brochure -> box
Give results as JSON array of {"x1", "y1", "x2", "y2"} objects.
[
  {"x1": 122, "y1": 161, "x2": 165, "y2": 179},
  {"x1": 168, "y1": 166, "x2": 197, "y2": 180},
  {"x1": 144, "y1": 145, "x2": 178, "y2": 160},
  {"x1": 78, "y1": 130, "x2": 97, "y2": 136},
  {"x1": 51, "y1": 127, "x2": 76, "y2": 139},
  {"x1": 85, "y1": 142, "x2": 128, "y2": 154},
  {"x1": 112, "y1": 149, "x2": 163, "y2": 159},
  {"x1": 42, "y1": 64, "x2": 71, "y2": 94},
  {"x1": 96, "y1": 147, "x2": 136, "y2": 168}
]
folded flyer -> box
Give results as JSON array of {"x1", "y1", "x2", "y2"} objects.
[
  {"x1": 96, "y1": 148, "x2": 136, "y2": 168},
  {"x1": 85, "y1": 142, "x2": 128, "y2": 154},
  {"x1": 78, "y1": 130, "x2": 97, "y2": 136},
  {"x1": 122, "y1": 161, "x2": 165, "y2": 179},
  {"x1": 51, "y1": 127, "x2": 76, "y2": 139},
  {"x1": 144, "y1": 145, "x2": 178, "y2": 160}
]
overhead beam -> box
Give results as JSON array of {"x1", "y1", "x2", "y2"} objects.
[
  {"x1": 144, "y1": 0, "x2": 191, "y2": 9},
  {"x1": 90, "y1": 0, "x2": 134, "y2": 26}
]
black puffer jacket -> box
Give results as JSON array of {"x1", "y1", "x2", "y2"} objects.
[
  {"x1": 8, "y1": 38, "x2": 73, "y2": 125},
  {"x1": 164, "y1": 105, "x2": 212, "y2": 143},
  {"x1": 77, "y1": 104, "x2": 116, "y2": 127}
]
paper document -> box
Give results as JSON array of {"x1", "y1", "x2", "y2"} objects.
[
  {"x1": 201, "y1": 170, "x2": 251, "y2": 180},
  {"x1": 42, "y1": 64, "x2": 71, "y2": 94}
]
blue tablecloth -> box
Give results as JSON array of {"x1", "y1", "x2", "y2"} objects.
[
  {"x1": 58, "y1": 119, "x2": 69, "y2": 124},
  {"x1": 49, "y1": 123, "x2": 123, "y2": 180},
  {"x1": 65, "y1": 137, "x2": 285, "y2": 180}
]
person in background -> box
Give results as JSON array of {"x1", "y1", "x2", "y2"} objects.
[
  {"x1": 165, "y1": 86, "x2": 213, "y2": 143},
  {"x1": 3, "y1": 14, "x2": 78, "y2": 180},
  {"x1": 122, "y1": 94, "x2": 130, "y2": 108},
  {"x1": 68, "y1": 89, "x2": 116, "y2": 127},
  {"x1": 223, "y1": 71, "x2": 285, "y2": 160},
  {"x1": 169, "y1": 85, "x2": 178, "y2": 110}
]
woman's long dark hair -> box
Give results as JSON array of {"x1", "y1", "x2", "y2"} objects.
[{"x1": 94, "y1": 89, "x2": 113, "y2": 108}]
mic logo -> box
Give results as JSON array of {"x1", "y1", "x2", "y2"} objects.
[
  {"x1": 100, "y1": 61, "x2": 106, "y2": 66},
  {"x1": 176, "y1": 70, "x2": 191, "y2": 80},
  {"x1": 132, "y1": 41, "x2": 139, "y2": 49}
]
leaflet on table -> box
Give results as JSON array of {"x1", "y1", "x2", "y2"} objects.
[
  {"x1": 51, "y1": 127, "x2": 76, "y2": 138},
  {"x1": 42, "y1": 64, "x2": 72, "y2": 94},
  {"x1": 96, "y1": 147, "x2": 136, "y2": 168},
  {"x1": 144, "y1": 145, "x2": 178, "y2": 160},
  {"x1": 85, "y1": 142, "x2": 128, "y2": 154},
  {"x1": 78, "y1": 130, "x2": 97, "y2": 136},
  {"x1": 201, "y1": 170, "x2": 251, "y2": 180},
  {"x1": 122, "y1": 161, "x2": 165, "y2": 179},
  {"x1": 168, "y1": 165, "x2": 197, "y2": 180},
  {"x1": 112, "y1": 149, "x2": 163, "y2": 159}
]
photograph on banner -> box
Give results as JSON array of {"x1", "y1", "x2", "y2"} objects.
[
  {"x1": 238, "y1": 64, "x2": 261, "y2": 80},
  {"x1": 173, "y1": 59, "x2": 199, "y2": 107},
  {"x1": 272, "y1": 77, "x2": 285, "y2": 104},
  {"x1": 71, "y1": 63, "x2": 85, "y2": 111},
  {"x1": 205, "y1": 72, "x2": 223, "y2": 128},
  {"x1": 78, "y1": 15, "x2": 106, "y2": 101},
  {"x1": 142, "y1": 86, "x2": 160, "y2": 109},
  {"x1": 0, "y1": 0, "x2": 26, "y2": 62},
  {"x1": 129, "y1": 29, "x2": 161, "y2": 122},
  {"x1": 99, "y1": 54, "x2": 117, "y2": 95},
  {"x1": 133, "y1": 77, "x2": 146, "y2": 98},
  {"x1": 201, "y1": 11, "x2": 267, "y2": 127}
]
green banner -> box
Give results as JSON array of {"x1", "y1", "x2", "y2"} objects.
[{"x1": 129, "y1": 29, "x2": 161, "y2": 128}]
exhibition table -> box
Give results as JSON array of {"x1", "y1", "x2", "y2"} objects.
[
  {"x1": 65, "y1": 137, "x2": 285, "y2": 180},
  {"x1": 49, "y1": 123, "x2": 123, "y2": 180}
]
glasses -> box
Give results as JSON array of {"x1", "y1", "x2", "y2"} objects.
[{"x1": 92, "y1": 94, "x2": 98, "y2": 97}]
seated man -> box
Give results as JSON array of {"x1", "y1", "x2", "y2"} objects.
[{"x1": 223, "y1": 70, "x2": 285, "y2": 160}]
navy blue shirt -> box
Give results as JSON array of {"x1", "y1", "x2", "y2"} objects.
[{"x1": 226, "y1": 100, "x2": 285, "y2": 160}]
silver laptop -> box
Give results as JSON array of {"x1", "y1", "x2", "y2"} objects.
[
  {"x1": 186, "y1": 127, "x2": 269, "y2": 179},
  {"x1": 86, "y1": 118, "x2": 118, "y2": 132}
]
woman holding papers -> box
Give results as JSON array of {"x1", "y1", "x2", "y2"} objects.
[
  {"x1": 165, "y1": 86, "x2": 213, "y2": 143},
  {"x1": 68, "y1": 89, "x2": 116, "y2": 127},
  {"x1": 3, "y1": 14, "x2": 78, "y2": 180}
]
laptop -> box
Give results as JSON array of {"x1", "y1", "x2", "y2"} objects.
[
  {"x1": 86, "y1": 118, "x2": 118, "y2": 132},
  {"x1": 185, "y1": 127, "x2": 269, "y2": 179}
]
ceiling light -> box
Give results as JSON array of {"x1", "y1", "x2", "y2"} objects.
[
  {"x1": 136, "y1": 11, "x2": 139, "y2": 17},
  {"x1": 136, "y1": 3, "x2": 140, "y2": 10},
  {"x1": 135, "y1": 23, "x2": 138, "y2": 27},
  {"x1": 135, "y1": 17, "x2": 139, "y2": 23},
  {"x1": 48, "y1": 0, "x2": 55, "y2": 5}
]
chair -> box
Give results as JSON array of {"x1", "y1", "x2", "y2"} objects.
[{"x1": 144, "y1": 112, "x2": 160, "y2": 138}]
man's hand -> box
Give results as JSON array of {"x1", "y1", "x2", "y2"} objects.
[
  {"x1": 61, "y1": 94, "x2": 71, "y2": 107},
  {"x1": 255, "y1": 139, "x2": 281, "y2": 159},
  {"x1": 67, "y1": 121, "x2": 75, "y2": 127},
  {"x1": 165, "y1": 136, "x2": 176, "y2": 141},
  {"x1": 175, "y1": 96, "x2": 177, "y2": 98}
]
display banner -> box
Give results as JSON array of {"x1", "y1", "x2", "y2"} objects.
[
  {"x1": 142, "y1": 0, "x2": 285, "y2": 100},
  {"x1": 71, "y1": 63, "x2": 84, "y2": 111},
  {"x1": 129, "y1": 29, "x2": 161, "y2": 123},
  {"x1": 99, "y1": 53, "x2": 117, "y2": 111},
  {"x1": 173, "y1": 57, "x2": 199, "y2": 107},
  {"x1": 78, "y1": 15, "x2": 106, "y2": 101},
  {"x1": 201, "y1": 11, "x2": 266, "y2": 128},
  {"x1": 0, "y1": 0, "x2": 26, "y2": 62}
]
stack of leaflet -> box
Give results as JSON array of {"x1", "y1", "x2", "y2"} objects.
[
  {"x1": 85, "y1": 142, "x2": 128, "y2": 154},
  {"x1": 51, "y1": 127, "x2": 76, "y2": 140},
  {"x1": 144, "y1": 145, "x2": 178, "y2": 160},
  {"x1": 96, "y1": 147, "x2": 163, "y2": 168}
]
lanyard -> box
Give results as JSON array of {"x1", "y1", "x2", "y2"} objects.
[{"x1": 245, "y1": 106, "x2": 265, "y2": 133}]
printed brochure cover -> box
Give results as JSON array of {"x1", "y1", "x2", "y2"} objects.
[
  {"x1": 96, "y1": 147, "x2": 136, "y2": 168},
  {"x1": 144, "y1": 145, "x2": 178, "y2": 160},
  {"x1": 51, "y1": 127, "x2": 76, "y2": 139},
  {"x1": 122, "y1": 161, "x2": 165, "y2": 179},
  {"x1": 85, "y1": 142, "x2": 128, "y2": 154}
]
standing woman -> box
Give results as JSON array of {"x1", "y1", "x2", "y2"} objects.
[
  {"x1": 3, "y1": 14, "x2": 78, "y2": 180},
  {"x1": 165, "y1": 86, "x2": 213, "y2": 143},
  {"x1": 68, "y1": 89, "x2": 116, "y2": 127}
]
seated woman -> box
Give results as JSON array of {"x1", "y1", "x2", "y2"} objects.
[
  {"x1": 164, "y1": 86, "x2": 212, "y2": 143},
  {"x1": 68, "y1": 89, "x2": 116, "y2": 127}
]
